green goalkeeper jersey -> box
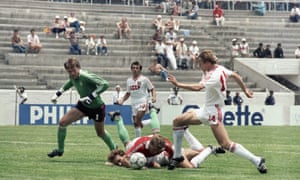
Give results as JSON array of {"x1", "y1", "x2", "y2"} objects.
[{"x1": 61, "y1": 69, "x2": 109, "y2": 109}]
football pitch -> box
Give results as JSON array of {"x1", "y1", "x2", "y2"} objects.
[{"x1": 0, "y1": 125, "x2": 299, "y2": 180}]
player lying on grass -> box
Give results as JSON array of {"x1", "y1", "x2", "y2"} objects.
[{"x1": 106, "y1": 111, "x2": 225, "y2": 168}]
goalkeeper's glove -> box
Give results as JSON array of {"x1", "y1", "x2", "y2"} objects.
[
  {"x1": 51, "y1": 91, "x2": 62, "y2": 104},
  {"x1": 79, "y1": 94, "x2": 96, "y2": 105}
]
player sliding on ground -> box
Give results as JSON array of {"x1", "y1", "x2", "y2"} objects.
[
  {"x1": 47, "y1": 58, "x2": 117, "y2": 158},
  {"x1": 167, "y1": 50, "x2": 267, "y2": 174},
  {"x1": 106, "y1": 111, "x2": 225, "y2": 168}
]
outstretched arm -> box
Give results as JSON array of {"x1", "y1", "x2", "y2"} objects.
[
  {"x1": 168, "y1": 74, "x2": 204, "y2": 91},
  {"x1": 230, "y1": 72, "x2": 253, "y2": 98}
]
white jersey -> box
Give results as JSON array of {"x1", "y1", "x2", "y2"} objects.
[
  {"x1": 126, "y1": 75, "x2": 154, "y2": 104},
  {"x1": 201, "y1": 65, "x2": 233, "y2": 107}
]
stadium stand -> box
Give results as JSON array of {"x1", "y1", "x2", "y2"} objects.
[{"x1": 0, "y1": 0, "x2": 299, "y2": 101}]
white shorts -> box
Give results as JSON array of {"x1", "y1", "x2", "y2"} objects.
[
  {"x1": 192, "y1": 105, "x2": 223, "y2": 126},
  {"x1": 131, "y1": 102, "x2": 149, "y2": 116}
]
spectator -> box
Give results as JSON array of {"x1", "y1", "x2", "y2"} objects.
[
  {"x1": 294, "y1": 44, "x2": 300, "y2": 58},
  {"x1": 231, "y1": 38, "x2": 239, "y2": 69},
  {"x1": 165, "y1": 39, "x2": 177, "y2": 70},
  {"x1": 11, "y1": 29, "x2": 26, "y2": 53},
  {"x1": 224, "y1": 90, "x2": 232, "y2": 105},
  {"x1": 51, "y1": 15, "x2": 65, "y2": 39},
  {"x1": 233, "y1": 92, "x2": 243, "y2": 106},
  {"x1": 62, "y1": 16, "x2": 72, "y2": 38},
  {"x1": 85, "y1": 34, "x2": 97, "y2": 55},
  {"x1": 148, "y1": 56, "x2": 169, "y2": 81},
  {"x1": 68, "y1": 12, "x2": 81, "y2": 33},
  {"x1": 264, "y1": 90, "x2": 275, "y2": 105},
  {"x1": 252, "y1": 1, "x2": 266, "y2": 16},
  {"x1": 165, "y1": 27, "x2": 177, "y2": 51},
  {"x1": 184, "y1": 1, "x2": 199, "y2": 19},
  {"x1": 176, "y1": 38, "x2": 189, "y2": 70},
  {"x1": 27, "y1": 29, "x2": 42, "y2": 53},
  {"x1": 116, "y1": 17, "x2": 131, "y2": 39},
  {"x1": 188, "y1": 40, "x2": 199, "y2": 69},
  {"x1": 171, "y1": 2, "x2": 180, "y2": 16},
  {"x1": 151, "y1": 29, "x2": 162, "y2": 47},
  {"x1": 166, "y1": 15, "x2": 180, "y2": 32},
  {"x1": 152, "y1": 15, "x2": 165, "y2": 34},
  {"x1": 213, "y1": 4, "x2": 225, "y2": 26},
  {"x1": 112, "y1": 85, "x2": 124, "y2": 105},
  {"x1": 253, "y1": 43, "x2": 265, "y2": 58},
  {"x1": 167, "y1": 87, "x2": 183, "y2": 105},
  {"x1": 289, "y1": 4, "x2": 300, "y2": 22},
  {"x1": 157, "y1": 0, "x2": 171, "y2": 14},
  {"x1": 15, "y1": 86, "x2": 28, "y2": 104},
  {"x1": 68, "y1": 32, "x2": 81, "y2": 55},
  {"x1": 239, "y1": 38, "x2": 249, "y2": 57},
  {"x1": 264, "y1": 44, "x2": 272, "y2": 58},
  {"x1": 96, "y1": 35, "x2": 109, "y2": 56},
  {"x1": 274, "y1": 43, "x2": 284, "y2": 58},
  {"x1": 154, "y1": 37, "x2": 168, "y2": 68},
  {"x1": 231, "y1": 38, "x2": 240, "y2": 58}
]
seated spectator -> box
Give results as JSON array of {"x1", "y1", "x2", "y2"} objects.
[
  {"x1": 167, "y1": 87, "x2": 183, "y2": 105},
  {"x1": 148, "y1": 56, "x2": 169, "y2": 81},
  {"x1": 68, "y1": 32, "x2": 81, "y2": 55},
  {"x1": 252, "y1": 1, "x2": 266, "y2": 16},
  {"x1": 231, "y1": 38, "x2": 240, "y2": 58},
  {"x1": 11, "y1": 29, "x2": 26, "y2": 53},
  {"x1": 274, "y1": 43, "x2": 284, "y2": 58},
  {"x1": 176, "y1": 38, "x2": 189, "y2": 69},
  {"x1": 51, "y1": 15, "x2": 65, "y2": 39},
  {"x1": 154, "y1": 37, "x2": 168, "y2": 68},
  {"x1": 62, "y1": 16, "x2": 71, "y2": 38},
  {"x1": 68, "y1": 12, "x2": 81, "y2": 33},
  {"x1": 116, "y1": 17, "x2": 131, "y2": 39},
  {"x1": 27, "y1": 29, "x2": 42, "y2": 53},
  {"x1": 152, "y1": 15, "x2": 165, "y2": 34},
  {"x1": 183, "y1": 1, "x2": 199, "y2": 19},
  {"x1": 157, "y1": 0, "x2": 171, "y2": 14},
  {"x1": 85, "y1": 34, "x2": 97, "y2": 55},
  {"x1": 188, "y1": 40, "x2": 199, "y2": 69},
  {"x1": 170, "y1": 2, "x2": 180, "y2": 16},
  {"x1": 165, "y1": 15, "x2": 180, "y2": 32},
  {"x1": 165, "y1": 39, "x2": 177, "y2": 70},
  {"x1": 151, "y1": 29, "x2": 162, "y2": 47},
  {"x1": 165, "y1": 27, "x2": 177, "y2": 50},
  {"x1": 253, "y1": 43, "x2": 265, "y2": 58},
  {"x1": 264, "y1": 90, "x2": 275, "y2": 105},
  {"x1": 239, "y1": 38, "x2": 249, "y2": 57},
  {"x1": 294, "y1": 45, "x2": 300, "y2": 58},
  {"x1": 96, "y1": 35, "x2": 109, "y2": 56},
  {"x1": 264, "y1": 44, "x2": 272, "y2": 58},
  {"x1": 233, "y1": 92, "x2": 243, "y2": 106},
  {"x1": 290, "y1": 4, "x2": 300, "y2": 22},
  {"x1": 213, "y1": 4, "x2": 225, "y2": 26}
]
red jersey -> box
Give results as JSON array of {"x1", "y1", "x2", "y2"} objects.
[
  {"x1": 125, "y1": 135, "x2": 173, "y2": 158},
  {"x1": 213, "y1": 8, "x2": 223, "y2": 17}
]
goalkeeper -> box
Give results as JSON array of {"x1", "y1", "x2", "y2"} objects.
[{"x1": 47, "y1": 57, "x2": 117, "y2": 158}]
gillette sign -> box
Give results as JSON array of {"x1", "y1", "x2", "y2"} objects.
[{"x1": 19, "y1": 104, "x2": 133, "y2": 125}]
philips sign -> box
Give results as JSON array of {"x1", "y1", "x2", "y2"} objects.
[{"x1": 19, "y1": 104, "x2": 134, "y2": 125}]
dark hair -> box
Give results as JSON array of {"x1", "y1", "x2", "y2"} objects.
[
  {"x1": 13, "y1": 29, "x2": 19, "y2": 33},
  {"x1": 131, "y1": 61, "x2": 142, "y2": 70},
  {"x1": 108, "y1": 149, "x2": 125, "y2": 163},
  {"x1": 30, "y1": 29, "x2": 35, "y2": 32},
  {"x1": 64, "y1": 58, "x2": 81, "y2": 70}
]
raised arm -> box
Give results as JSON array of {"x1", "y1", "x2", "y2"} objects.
[{"x1": 230, "y1": 72, "x2": 253, "y2": 98}]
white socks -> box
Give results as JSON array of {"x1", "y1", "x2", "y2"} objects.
[
  {"x1": 190, "y1": 147, "x2": 212, "y2": 168},
  {"x1": 184, "y1": 128, "x2": 204, "y2": 151},
  {"x1": 173, "y1": 127, "x2": 185, "y2": 158},
  {"x1": 230, "y1": 142, "x2": 261, "y2": 167}
]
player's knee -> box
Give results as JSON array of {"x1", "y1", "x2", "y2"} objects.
[{"x1": 173, "y1": 117, "x2": 185, "y2": 126}]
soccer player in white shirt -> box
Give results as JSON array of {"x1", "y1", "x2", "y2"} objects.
[
  {"x1": 118, "y1": 61, "x2": 159, "y2": 137},
  {"x1": 167, "y1": 50, "x2": 267, "y2": 174}
]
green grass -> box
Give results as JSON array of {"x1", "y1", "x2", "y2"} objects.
[{"x1": 0, "y1": 125, "x2": 299, "y2": 180}]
